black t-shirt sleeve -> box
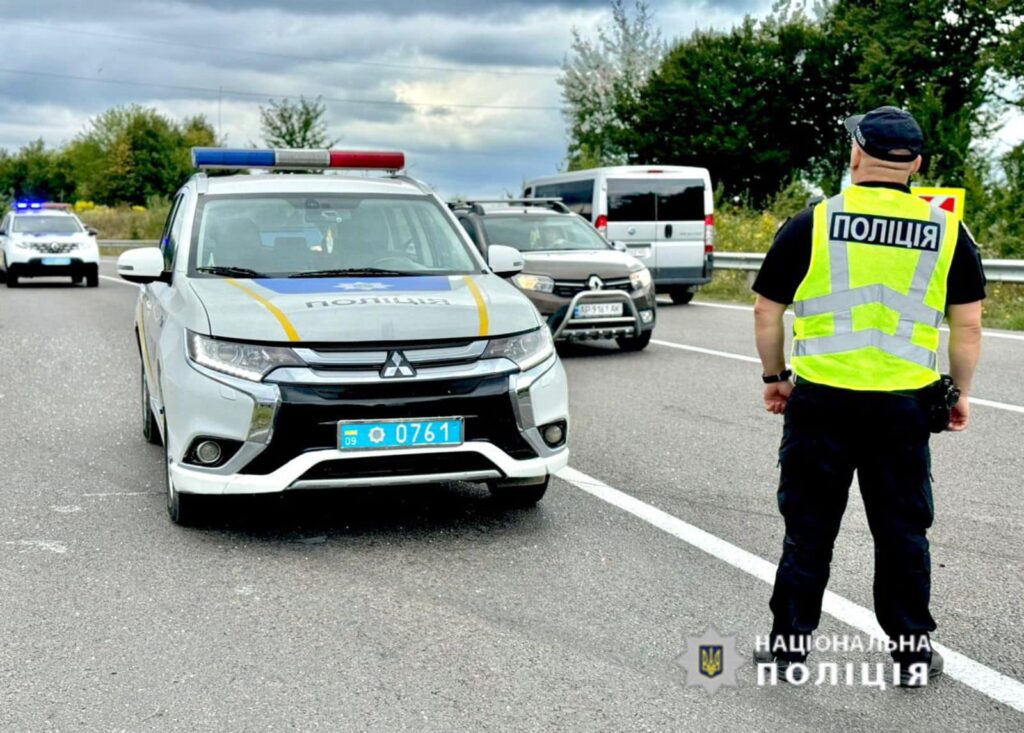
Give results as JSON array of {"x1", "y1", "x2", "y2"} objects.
[
  {"x1": 945, "y1": 223, "x2": 987, "y2": 305},
  {"x1": 751, "y1": 207, "x2": 814, "y2": 305}
]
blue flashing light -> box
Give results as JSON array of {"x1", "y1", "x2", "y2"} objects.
[
  {"x1": 192, "y1": 148, "x2": 276, "y2": 169},
  {"x1": 15, "y1": 201, "x2": 43, "y2": 210}
]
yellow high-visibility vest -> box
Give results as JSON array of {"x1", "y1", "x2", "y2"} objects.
[{"x1": 792, "y1": 185, "x2": 958, "y2": 391}]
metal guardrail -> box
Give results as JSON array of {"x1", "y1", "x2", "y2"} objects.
[
  {"x1": 98, "y1": 241, "x2": 1023, "y2": 284},
  {"x1": 97, "y1": 240, "x2": 157, "y2": 254},
  {"x1": 714, "y1": 251, "x2": 1024, "y2": 283}
]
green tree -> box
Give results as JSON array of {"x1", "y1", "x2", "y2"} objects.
[
  {"x1": 559, "y1": 0, "x2": 664, "y2": 169},
  {"x1": 65, "y1": 106, "x2": 216, "y2": 204},
  {"x1": 0, "y1": 140, "x2": 75, "y2": 202},
  {"x1": 824, "y1": 0, "x2": 1023, "y2": 184},
  {"x1": 616, "y1": 17, "x2": 848, "y2": 206},
  {"x1": 259, "y1": 96, "x2": 336, "y2": 149}
]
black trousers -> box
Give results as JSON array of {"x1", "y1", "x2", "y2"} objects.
[{"x1": 769, "y1": 380, "x2": 937, "y2": 656}]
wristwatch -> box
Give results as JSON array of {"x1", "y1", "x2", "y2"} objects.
[{"x1": 762, "y1": 369, "x2": 793, "y2": 384}]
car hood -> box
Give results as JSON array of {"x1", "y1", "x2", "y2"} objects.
[
  {"x1": 519, "y1": 249, "x2": 642, "y2": 279},
  {"x1": 188, "y1": 273, "x2": 540, "y2": 343}
]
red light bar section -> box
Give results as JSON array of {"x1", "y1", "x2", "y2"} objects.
[{"x1": 329, "y1": 150, "x2": 405, "y2": 171}]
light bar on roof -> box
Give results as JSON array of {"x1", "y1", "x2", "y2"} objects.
[{"x1": 191, "y1": 147, "x2": 405, "y2": 172}]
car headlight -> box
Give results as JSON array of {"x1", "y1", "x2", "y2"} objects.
[
  {"x1": 483, "y1": 327, "x2": 554, "y2": 371},
  {"x1": 512, "y1": 273, "x2": 555, "y2": 294},
  {"x1": 186, "y1": 331, "x2": 303, "y2": 381},
  {"x1": 12, "y1": 239, "x2": 31, "y2": 250},
  {"x1": 629, "y1": 268, "x2": 652, "y2": 290}
]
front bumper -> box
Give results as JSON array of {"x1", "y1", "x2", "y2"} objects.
[
  {"x1": 525, "y1": 286, "x2": 656, "y2": 342},
  {"x1": 164, "y1": 348, "x2": 569, "y2": 496},
  {"x1": 4, "y1": 252, "x2": 99, "y2": 277}
]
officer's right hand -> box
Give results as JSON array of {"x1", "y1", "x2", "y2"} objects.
[
  {"x1": 764, "y1": 381, "x2": 794, "y2": 415},
  {"x1": 949, "y1": 396, "x2": 970, "y2": 431}
]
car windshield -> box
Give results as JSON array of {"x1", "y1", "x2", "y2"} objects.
[
  {"x1": 481, "y1": 214, "x2": 609, "y2": 252},
  {"x1": 190, "y1": 194, "x2": 480, "y2": 277},
  {"x1": 12, "y1": 215, "x2": 82, "y2": 234}
]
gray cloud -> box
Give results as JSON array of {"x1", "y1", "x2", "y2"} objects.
[{"x1": 1, "y1": 0, "x2": 768, "y2": 195}]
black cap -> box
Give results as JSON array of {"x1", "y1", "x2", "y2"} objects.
[{"x1": 844, "y1": 106, "x2": 923, "y2": 163}]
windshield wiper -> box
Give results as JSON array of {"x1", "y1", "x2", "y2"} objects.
[
  {"x1": 196, "y1": 266, "x2": 267, "y2": 278},
  {"x1": 288, "y1": 268, "x2": 416, "y2": 278}
]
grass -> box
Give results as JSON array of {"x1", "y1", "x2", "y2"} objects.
[{"x1": 77, "y1": 201, "x2": 171, "y2": 241}]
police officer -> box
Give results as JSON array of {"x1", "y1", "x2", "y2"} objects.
[{"x1": 751, "y1": 107, "x2": 986, "y2": 686}]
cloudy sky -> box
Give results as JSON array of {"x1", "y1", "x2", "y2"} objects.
[{"x1": 1, "y1": 1, "x2": 1021, "y2": 197}]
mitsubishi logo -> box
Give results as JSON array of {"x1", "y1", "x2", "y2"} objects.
[
  {"x1": 381, "y1": 351, "x2": 416, "y2": 378},
  {"x1": 587, "y1": 275, "x2": 604, "y2": 291}
]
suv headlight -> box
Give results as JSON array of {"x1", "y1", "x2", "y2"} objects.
[
  {"x1": 483, "y1": 327, "x2": 554, "y2": 371},
  {"x1": 629, "y1": 267, "x2": 652, "y2": 290},
  {"x1": 12, "y1": 239, "x2": 31, "y2": 250},
  {"x1": 512, "y1": 273, "x2": 555, "y2": 293},
  {"x1": 186, "y1": 331, "x2": 303, "y2": 381}
]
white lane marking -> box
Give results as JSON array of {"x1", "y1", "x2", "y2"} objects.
[
  {"x1": 83, "y1": 490, "x2": 160, "y2": 497},
  {"x1": 691, "y1": 301, "x2": 1024, "y2": 342},
  {"x1": 972, "y1": 397, "x2": 1024, "y2": 414},
  {"x1": 650, "y1": 339, "x2": 761, "y2": 364},
  {"x1": 4, "y1": 540, "x2": 68, "y2": 554},
  {"x1": 98, "y1": 274, "x2": 139, "y2": 287},
  {"x1": 557, "y1": 465, "x2": 1024, "y2": 712},
  {"x1": 50, "y1": 505, "x2": 82, "y2": 514},
  {"x1": 651, "y1": 338, "x2": 1024, "y2": 415},
  {"x1": 690, "y1": 301, "x2": 768, "y2": 313}
]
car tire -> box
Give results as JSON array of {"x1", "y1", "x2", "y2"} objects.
[
  {"x1": 85, "y1": 266, "x2": 99, "y2": 288},
  {"x1": 164, "y1": 428, "x2": 203, "y2": 527},
  {"x1": 669, "y1": 287, "x2": 694, "y2": 305},
  {"x1": 489, "y1": 477, "x2": 549, "y2": 508},
  {"x1": 72, "y1": 274, "x2": 83, "y2": 285},
  {"x1": 141, "y1": 363, "x2": 163, "y2": 446},
  {"x1": 5, "y1": 266, "x2": 18, "y2": 288},
  {"x1": 616, "y1": 330, "x2": 652, "y2": 352}
]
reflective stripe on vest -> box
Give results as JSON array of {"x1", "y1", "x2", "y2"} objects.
[{"x1": 791, "y1": 187, "x2": 956, "y2": 390}]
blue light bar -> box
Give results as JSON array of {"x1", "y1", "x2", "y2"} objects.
[
  {"x1": 14, "y1": 201, "x2": 43, "y2": 210},
  {"x1": 192, "y1": 148, "x2": 276, "y2": 168}
]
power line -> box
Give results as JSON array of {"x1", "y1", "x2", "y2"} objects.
[
  {"x1": 6, "y1": 20, "x2": 562, "y2": 80},
  {"x1": 0, "y1": 67, "x2": 562, "y2": 113}
]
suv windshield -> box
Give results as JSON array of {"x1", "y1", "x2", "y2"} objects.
[
  {"x1": 190, "y1": 194, "x2": 480, "y2": 277},
  {"x1": 481, "y1": 214, "x2": 608, "y2": 252},
  {"x1": 13, "y1": 215, "x2": 82, "y2": 234}
]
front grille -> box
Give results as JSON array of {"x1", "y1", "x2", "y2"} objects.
[
  {"x1": 294, "y1": 452, "x2": 500, "y2": 483},
  {"x1": 240, "y1": 374, "x2": 535, "y2": 475},
  {"x1": 28, "y1": 242, "x2": 77, "y2": 254},
  {"x1": 553, "y1": 278, "x2": 632, "y2": 298}
]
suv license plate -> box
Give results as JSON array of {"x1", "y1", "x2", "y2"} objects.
[
  {"x1": 338, "y1": 418, "x2": 464, "y2": 451},
  {"x1": 42, "y1": 258, "x2": 72, "y2": 265},
  {"x1": 574, "y1": 303, "x2": 624, "y2": 318}
]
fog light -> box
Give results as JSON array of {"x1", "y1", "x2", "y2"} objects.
[
  {"x1": 541, "y1": 421, "x2": 566, "y2": 447},
  {"x1": 640, "y1": 309, "x2": 654, "y2": 324},
  {"x1": 195, "y1": 440, "x2": 223, "y2": 465}
]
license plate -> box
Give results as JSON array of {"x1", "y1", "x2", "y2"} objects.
[
  {"x1": 338, "y1": 417, "x2": 463, "y2": 451},
  {"x1": 41, "y1": 258, "x2": 71, "y2": 265},
  {"x1": 628, "y1": 246, "x2": 652, "y2": 258},
  {"x1": 573, "y1": 302, "x2": 624, "y2": 318}
]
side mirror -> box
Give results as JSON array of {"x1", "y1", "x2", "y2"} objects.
[
  {"x1": 117, "y1": 247, "x2": 168, "y2": 285},
  {"x1": 85, "y1": 225, "x2": 99, "y2": 236},
  {"x1": 487, "y1": 244, "x2": 524, "y2": 278},
  {"x1": 610, "y1": 240, "x2": 628, "y2": 252}
]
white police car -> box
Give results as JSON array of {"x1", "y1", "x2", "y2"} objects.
[
  {"x1": 117, "y1": 148, "x2": 569, "y2": 525},
  {"x1": 0, "y1": 203, "x2": 100, "y2": 287}
]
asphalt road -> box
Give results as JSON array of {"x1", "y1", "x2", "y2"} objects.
[{"x1": 1, "y1": 263, "x2": 1022, "y2": 731}]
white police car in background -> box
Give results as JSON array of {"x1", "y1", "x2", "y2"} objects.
[
  {"x1": 117, "y1": 147, "x2": 569, "y2": 525},
  {"x1": 0, "y1": 203, "x2": 100, "y2": 287}
]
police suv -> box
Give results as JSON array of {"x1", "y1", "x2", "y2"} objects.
[
  {"x1": 0, "y1": 202, "x2": 100, "y2": 287},
  {"x1": 117, "y1": 148, "x2": 569, "y2": 525}
]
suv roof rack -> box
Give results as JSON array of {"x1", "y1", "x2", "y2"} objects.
[{"x1": 448, "y1": 198, "x2": 572, "y2": 216}]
